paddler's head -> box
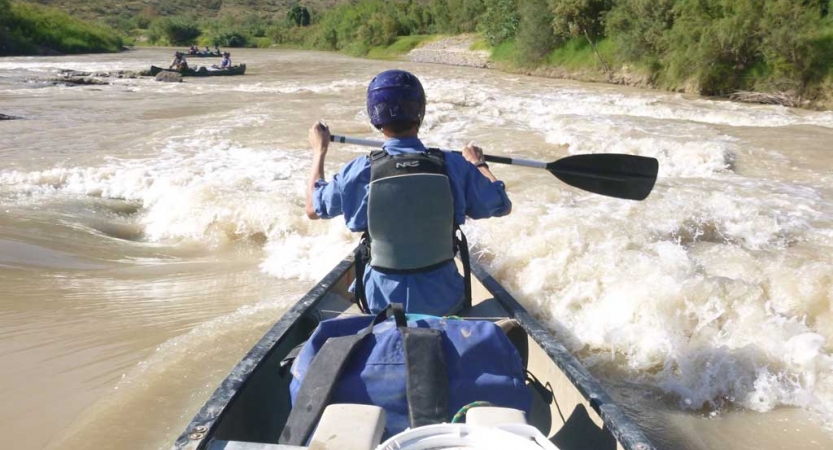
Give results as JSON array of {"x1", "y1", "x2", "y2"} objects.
[{"x1": 366, "y1": 70, "x2": 425, "y2": 138}]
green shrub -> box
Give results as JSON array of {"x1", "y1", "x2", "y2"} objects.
[
  {"x1": 759, "y1": 0, "x2": 833, "y2": 92},
  {"x1": 149, "y1": 16, "x2": 201, "y2": 45},
  {"x1": 365, "y1": 35, "x2": 436, "y2": 59},
  {"x1": 515, "y1": 0, "x2": 557, "y2": 64},
  {"x1": 431, "y1": 0, "x2": 486, "y2": 33},
  {"x1": 310, "y1": 0, "x2": 431, "y2": 55},
  {"x1": 662, "y1": 0, "x2": 764, "y2": 94},
  {"x1": 287, "y1": 4, "x2": 311, "y2": 27},
  {"x1": 479, "y1": 0, "x2": 519, "y2": 46},
  {"x1": 606, "y1": 0, "x2": 675, "y2": 63},
  {"x1": 212, "y1": 30, "x2": 249, "y2": 47},
  {"x1": 549, "y1": 0, "x2": 612, "y2": 42}
]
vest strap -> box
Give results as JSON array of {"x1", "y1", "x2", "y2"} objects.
[
  {"x1": 354, "y1": 234, "x2": 371, "y2": 314},
  {"x1": 455, "y1": 227, "x2": 473, "y2": 310}
]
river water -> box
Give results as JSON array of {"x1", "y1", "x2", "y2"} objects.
[{"x1": 1, "y1": 48, "x2": 832, "y2": 450}]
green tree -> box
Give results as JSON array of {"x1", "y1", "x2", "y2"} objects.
[
  {"x1": 549, "y1": 0, "x2": 612, "y2": 40},
  {"x1": 662, "y1": 0, "x2": 765, "y2": 94},
  {"x1": 549, "y1": 0, "x2": 613, "y2": 73},
  {"x1": 516, "y1": 0, "x2": 558, "y2": 64},
  {"x1": 606, "y1": 0, "x2": 675, "y2": 63},
  {"x1": 760, "y1": 0, "x2": 833, "y2": 92},
  {"x1": 480, "y1": 0, "x2": 520, "y2": 45},
  {"x1": 435, "y1": 0, "x2": 485, "y2": 32},
  {"x1": 287, "y1": 4, "x2": 311, "y2": 27},
  {"x1": 430, "y1": 0, "x2": 454, "y2": 32}
]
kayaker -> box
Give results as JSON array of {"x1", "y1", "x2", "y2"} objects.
[
  {"x1": 169, "y1": 52, "x2": 188, "y2": 71},
  {"x1": 305, "y1": 69, "x2": 512, "y2": 316},
  {"x1": 220, "y1": 52, "x2": 232, "y2": 69}
]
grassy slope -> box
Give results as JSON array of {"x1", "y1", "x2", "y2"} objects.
[{"x1": 1, "y1": 1, "x2": 123, "y2": 55}]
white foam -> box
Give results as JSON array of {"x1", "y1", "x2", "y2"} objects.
[
  {"x1": 0, "y1": 113, "x2": 312, "y2": 249},
  {"x1": 467, "y1": 171, "x2": 833, "y2": 424},
  {"x1": 419, "y1": 76, "x2": 833, "y2": 180}
]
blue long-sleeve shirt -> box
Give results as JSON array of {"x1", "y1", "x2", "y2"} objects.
[{"x1": 313, "y1": 136, "x2": 511, "y2": 315}]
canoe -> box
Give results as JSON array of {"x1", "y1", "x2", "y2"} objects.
[
  {"x1": 172, "y1": 249, "x2": 657, "y2": 450},
  {"x1": 186, "y1": 52, "x2": 222, "y2": 58},
  {"x1": 149, "y1": 64, "x2": 246, "y2": 77}
]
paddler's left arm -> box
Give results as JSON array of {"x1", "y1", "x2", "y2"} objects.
[
  {"x1": 461, "y1": 143, "x2": 512, "y2": 217},
  {"x1": 305, "y1": 121, "x2": 330, "y2": 220}
]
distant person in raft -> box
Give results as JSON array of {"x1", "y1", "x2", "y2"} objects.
[
  {"x1": 169, "y1": 52, "x2": 188, "y2": 71},
  {"x1": 213, "y1": 52, "x2": 232, "y2": 70},
  {"x1": 304, "y1": 69, "x2": 512, "y2": 316}
]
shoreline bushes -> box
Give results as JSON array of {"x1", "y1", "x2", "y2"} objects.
[{"x1": 3, "y1": 0, "x2": 832, "y2": 102}]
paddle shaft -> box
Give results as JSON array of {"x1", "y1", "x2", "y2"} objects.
[
  {"x1": 329, "y1": 135, "x2": 547, "y2": 169},
  {"x1": 328, "y1": 134, "x2": 659, "y2": 200}
]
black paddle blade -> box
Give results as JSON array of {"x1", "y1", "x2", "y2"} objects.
[{"x1": 547, "y1": 154, "x2": 659, "y2": 201}]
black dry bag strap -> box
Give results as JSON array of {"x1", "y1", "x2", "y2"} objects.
[
  {"x1": 455, "y1": 227, "x2": 472, "y2": 310},
  {"x1": 402, "y1": 327, "x2": 449, "y2": 427},
  {"x1": 353, "y1": 233, "x2": 371, "y2": 314},
  {"x1": 278, "y1": 304, "x2": 405, "y2": 445}
]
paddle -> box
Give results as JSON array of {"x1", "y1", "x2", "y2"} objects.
[{"x1": 329, "y1": 135, "x2": 659, "y2": 201}]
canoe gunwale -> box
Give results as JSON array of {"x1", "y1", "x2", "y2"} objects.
[
  {"x1": 173, "y1": 248, "x2": 655, "y2": 450},
  {"x1": 172, "y1": 254, "x2": 355, "y2": 450},
  {"x1": 470, "y1": 262, "x2": 655, "y2": 450}
]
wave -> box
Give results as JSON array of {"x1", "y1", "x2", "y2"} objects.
[{"x1": 466, "y1": 173, "x2": 833, "y2": 428}]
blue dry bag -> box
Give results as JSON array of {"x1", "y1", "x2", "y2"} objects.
[{"x1": 279, "y1": 304, "x2": 531, "y2": 446}]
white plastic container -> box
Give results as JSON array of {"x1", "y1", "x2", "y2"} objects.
[{"x1": 375, "y1": 423, "x2": 559, "y2": 450}]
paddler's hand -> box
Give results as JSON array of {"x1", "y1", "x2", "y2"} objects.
[
  {"x1": 309, "y1": 121, "x2": 330, "y2": 156},
  {"x1": 462, "y1": 142, "x2": 486, "y2": 166},
  {"x1": 463, "y1": 141, "x2": 498, "y2": 182}
]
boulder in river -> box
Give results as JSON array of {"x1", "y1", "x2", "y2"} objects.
[{"x1": 155, "y1": 71, "x2": 182, "y2": 83}]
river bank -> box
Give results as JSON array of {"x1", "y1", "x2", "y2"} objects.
[{"x1": 406, "y1": 35, "x2": 833, "y2": 111}]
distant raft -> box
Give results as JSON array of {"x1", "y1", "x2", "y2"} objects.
[{"x1": 149, "y1": 64, "x2": 246, "y2": 77}]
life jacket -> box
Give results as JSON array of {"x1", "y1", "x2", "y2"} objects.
[{"x1": 354, "y1": 149, "x2": 472, "y2": 313}]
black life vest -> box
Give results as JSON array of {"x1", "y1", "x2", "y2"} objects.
[{"x1": 354, "y1": 149, "x2": 472, "y2": 313}]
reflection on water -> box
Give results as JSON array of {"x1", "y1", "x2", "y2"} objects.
[{"x1": 1, "y1": 48, "x2": 832, "y2": 450}]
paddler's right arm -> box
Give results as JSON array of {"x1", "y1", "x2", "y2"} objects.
[{"x1": 305, "y1": 121, "x2": 330, "y2": 220}]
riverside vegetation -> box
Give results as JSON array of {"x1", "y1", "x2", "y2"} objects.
[
  {"x1": 0, "y1": 0, "x2": 123, "y2": 55},
  {"x1": 3, "y1": 0, "x2": 833, "y2": 107}
]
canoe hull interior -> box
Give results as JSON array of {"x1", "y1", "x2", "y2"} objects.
[{"x1": 173, "y1": 251, "x2": 655, "y2": 450}]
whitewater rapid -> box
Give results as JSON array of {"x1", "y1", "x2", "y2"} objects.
[{"x1": 1, "y1": 48, "x2": 832, "y2": 449}]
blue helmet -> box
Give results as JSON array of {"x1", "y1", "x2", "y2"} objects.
[{"x1": 366, "y1": 70, "x2": 426, "y2": 129}]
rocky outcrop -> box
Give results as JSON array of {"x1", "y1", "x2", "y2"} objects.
[
  {"x1": 408, "y1": 35, "x2": 492, "y2": 69},
  {"x1": 38, "y1": 69, "x2": 155, "y2": 87},
  {"x1": 155, "y1": 71, "x2": 182, "y2": 83},
  {"x1": 59, "y1": 69, "x2": 150, "y2": 79},
  {"x1": 48, "y1": 76, "x2": 110, "y2": 86}
]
